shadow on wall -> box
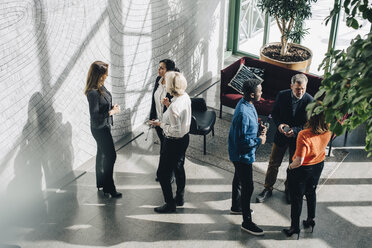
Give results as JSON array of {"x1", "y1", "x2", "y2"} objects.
[
  {"x1": 3, "y1": 92, "x2": 74, "y2": 227},
  {"x1": 108, "y1": 0, "x2": 134, "y2": 138},
  {"x1": 165, "y1": 0, "x2": 221, "y2": 93}
]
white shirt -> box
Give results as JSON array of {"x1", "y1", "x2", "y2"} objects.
[
  {"x1": 154, "y1": 78, "x2": 167, "y2": 121},
  {"x1": 160, "y1": 93, "x2": 191, "y2": 138}
]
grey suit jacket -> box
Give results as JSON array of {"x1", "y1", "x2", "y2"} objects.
[{"x1": 87, "y1": 86, "x2": 113, "y2": 129}]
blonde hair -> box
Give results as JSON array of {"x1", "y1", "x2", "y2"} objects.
[
  {"x1": 84, "y1": 61, "x2": 108, "y2": 95},
  {"x1": 164, "y1": 71, "x2": 187, "y2": 96}
]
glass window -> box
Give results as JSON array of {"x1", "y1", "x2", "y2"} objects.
[
  {"x1": 301, "y1": 0, "x2": 333, "y2": 75},
  {"x1": 231, "y1": 0, "x2": 370, "y2": 75},
  {"x1": 237, "y1": 0, "x2": 266, "y2": 55},
  {"x1": 223, "y1": 0, "x2": 230, "y2": 51},
  {"x1": 335, "y1": 8, "x2": 371, "y2": 51}
]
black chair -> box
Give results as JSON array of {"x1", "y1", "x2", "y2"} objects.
[{"x1": 190, "y1": 98, "x2": 216, "y2": 155}]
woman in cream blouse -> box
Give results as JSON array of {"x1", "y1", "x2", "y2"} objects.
[{"x1": 150, "y1": 71, "x2": 191, "y2": 213}]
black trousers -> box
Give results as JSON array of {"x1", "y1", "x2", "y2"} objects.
[
  {"x1": 155, "y1": 126, "x2": 176, "y2": 181},
  {"x1": 155, "y1": 126, "x2": 165, "y2": 152},
  {"x1": 288, "y1": 161, "x2": 324, "y2": 230},
  {"x1": 91, "y1": 126, "x2": 117, "y2": 192},
  {"x1": 232, "y1": 161, "x2": 254, "y2": 223},
  {"x1": 157, "y1": 134, "x2": 189, "y2": 204}
]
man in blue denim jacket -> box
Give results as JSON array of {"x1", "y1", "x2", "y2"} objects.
[{"x1": 228, "y1": 79, "x2": 267, "y2": 236}]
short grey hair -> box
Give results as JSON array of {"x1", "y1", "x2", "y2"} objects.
[
  {"x1": 291, "y1": 73, "x2": 308, "y2": 85},
  {"x1": 164, "y1": 71, "x2": 187, "y2": 96}
]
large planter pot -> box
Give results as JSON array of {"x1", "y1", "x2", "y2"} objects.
[{"x1": 260, "y1": 42, "x2": 313, "y2": 73}]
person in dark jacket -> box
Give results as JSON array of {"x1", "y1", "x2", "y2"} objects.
[
  {"x1": 84, "y1": 61, "x2": 121, "y2": 198},
  {"x1": 256, "y1": 74, "x2": 313, "y2": 204},
  {"x1": 149, "y1": 59, "x2": 179, "y2": 182}
]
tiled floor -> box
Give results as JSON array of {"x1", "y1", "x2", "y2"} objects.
[{"x1": 1, "y1": 64, "x2": 371, "y2": 248}]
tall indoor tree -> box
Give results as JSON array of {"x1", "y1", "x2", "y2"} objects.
[{"x1": 257, "y1": 0, "x2": 317, "y2": 55}]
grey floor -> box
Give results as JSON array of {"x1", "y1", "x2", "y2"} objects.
[{"x1": 1, "y1": 66, "x2": 372, "y2": 248}]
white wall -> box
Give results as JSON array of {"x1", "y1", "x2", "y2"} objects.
[{"x1": 0, "y1": 0, "x2": 226, "y2": 197}]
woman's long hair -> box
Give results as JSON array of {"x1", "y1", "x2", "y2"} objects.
[
  {"x1": 305, "y1": 112, "x2": 330, "y2": 134},
  {"x1": 84, "y1": 61, "x2": 108, "y2": 95}
]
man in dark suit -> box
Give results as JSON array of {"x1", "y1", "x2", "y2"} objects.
[{"x1": 256, "y1": 74, "x2": 313, "y2": 204}]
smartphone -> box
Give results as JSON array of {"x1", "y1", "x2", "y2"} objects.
[{"x1": 283, "y1": 126, "x2": 290, "y2": 133}]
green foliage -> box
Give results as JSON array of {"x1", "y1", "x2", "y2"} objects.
[
  {"x1": 311, "y1": 0, "x2": 372, "y2": 157},
  {"x1": 325, "y1": 0, "x2": 372, "y2": 28},
  {"x1": 257, "y1": 0, "x2": 317, "y2": 55}
]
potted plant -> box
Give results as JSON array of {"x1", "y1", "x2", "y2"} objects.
[{"x1": 257, "y1": 0, "x2": 317, "y2": 72}]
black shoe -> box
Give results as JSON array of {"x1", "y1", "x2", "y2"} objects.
[
  {"x1": 283, "y1": 228, "x2": 300, "y2": 239},
  {"x1": 230, "y1": 208, "x2": 254, "y2": 215},
  {"x1": 154, "y1": 203, "x2": 176, "y2": 213},
  {"x1": 175, "y1": 195, "x2": 184, "y2": 206},
  {"x1": 97, "y1": 187, "x2": 103, "y2": 191},
  {"x1": 103, "y1": 190, "x2": 122, "y2": 198},
  {"x1": 303, "y1": 219, "x2": 315, "y2": 232},
  {"x1": 241, "y1": 221, "x2": 264, "y2": 236},
  {"x1": 285, "y1": 189, "x2": 291, "y2": 204},
  {"x1": 256, "y1": 188, "x2": 272, "y2": 203}
]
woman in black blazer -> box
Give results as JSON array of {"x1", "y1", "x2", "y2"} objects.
[
  {"x1": 149, "y1": 59, "x2": 179, "y2": 181},
  {"x1": 84, "y1": 61, "x2": 122, "y2": 198}
]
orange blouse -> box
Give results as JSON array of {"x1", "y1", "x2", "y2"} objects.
[{"x1": 293, "y1": 128, "x2": 332, "y2": 166}]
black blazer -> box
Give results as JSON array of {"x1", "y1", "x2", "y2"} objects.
[
  {"x1": 149, "y1": 76, "x2": 172, "y2": 120},
  {"x1": 271, "y1": 89, "x2": 313, "y2": 147},
  {"x1": 87, "y1": 86, "x2": 114, "y2": 129}
]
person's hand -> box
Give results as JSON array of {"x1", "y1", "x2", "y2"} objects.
[
  {"x1": 149, "y1": 120, "x2": 161, "y2": 127},
  {"x1": 259, "y1": 134, "x2": 266, "y2": 145},
  {"x1": 260, "y1": 123, "x2": 267, "y2": 135},
  {"x1": 278, "y1": 123, "x2": 289, "y2": 134},
  {"x1": 110, "y1": 104, "x2": 120, "y2": 115},
  {"x1": 162, "y1": 97, "x2": 170, "y2": 108},
  {"x1": 284, "y1": 128, "x2": 294, "y2": 137}
]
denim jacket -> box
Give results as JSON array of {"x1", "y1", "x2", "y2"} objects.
[{"x1": 228, "y1": 98, "x2": 261, "y2": 164}]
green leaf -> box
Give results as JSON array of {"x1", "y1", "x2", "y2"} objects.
[
  {"x1": 332, "y1": 122, "x2": 344, "y2": 136},
  {"x1": 314, "y1": 88, "x2": 326, "y2": 99}
]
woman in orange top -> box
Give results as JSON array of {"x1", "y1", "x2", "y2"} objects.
[{"x1": 283, "y1": 111, "x2": 331, "y2": 239}]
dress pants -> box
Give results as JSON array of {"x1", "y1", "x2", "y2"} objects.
[
  {"x1": 232, "y1": 161, "x2": 253, "y2": 223},
  {"x1": 288, "y1": 161, "x2": 324, "y2": 230},
  {"x1": 155, "y1": 126, "x2": 177, "y2": 181},
  {"x1": 264, "y1": 143, "x2": 296, "y2": 191},
  {"x1": 155, "y1": 126, "x2": 165, "y2": 152},
  {"x1": 157, "y1": 134, "x2": 189, "y2": 204},
  {"x1": 91, "y1": 126, "x2": 117, "y2": 192}
]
